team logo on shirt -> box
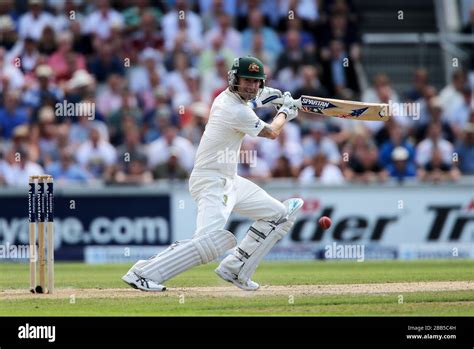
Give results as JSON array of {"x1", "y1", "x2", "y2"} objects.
[{"x1": 248, "y1": 63, "x2": 260, "y2": 72}]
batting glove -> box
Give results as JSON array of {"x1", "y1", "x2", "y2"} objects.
[
  {"x1": 248, "y1": 87, "x2": 283, "y2": 109},
  {"x1": 277, "y1": 92, "x2": 299, "y2": 121}
]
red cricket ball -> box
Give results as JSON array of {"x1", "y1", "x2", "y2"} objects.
[{"x1": 318, "y1": 216, "x2": 332, "y2": 229}]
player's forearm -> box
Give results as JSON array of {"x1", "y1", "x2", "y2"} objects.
[
  {"x1": 269, "y1": 113, "x2": 287, "y2": 135},
  {"x1": 258, "y1": 113, "x2": 287, "y2": 139}
]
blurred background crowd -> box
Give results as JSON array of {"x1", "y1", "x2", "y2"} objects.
[{"x1": 0, "y1": 0, "x2": 472, "y2": 186}]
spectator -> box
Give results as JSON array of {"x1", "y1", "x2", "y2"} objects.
[
  {"x1": 416, "y1": 122, "x2": 454, "y2": 167},
  {"x1": 405, "y1": 68, "x2": 429, "y2": 102},
  {"x1": 248, "y1": 31, "x2": 276, "y2": 71},
  {"x1": 379, "y1": 122, "x2": 416, "y2": 167},
  {"x1": 122, "y1": 0, "x2": 162, "y2": 32},
  {"x1": 344, "y1": 141, "x2": 388, "y2": 183},
  {"x1": 147, "y1": 125, "x2": 195, "y2": 172},
  {"x1": 126, "y1": 10, "x2": 163, "y2": 56},
  {"x1": 128, "y1": 48, "x2": 166, "y2": 94},
  {"x1": 164, "y1": 52, "x2": 193, "y2": 111},
  {"x1": 1, "y1": 145, "x2": 44, "y2": 186},
  {"x1": 276, "y1": 30, "x2": 316, "y2": 75},
  {"x1": 302, "y1": 122, "x2": 341, "y2": 167},
  {"x1": 259, "y1": 129, "x2": 303, "y2": 175},
  {"x1": 201, "y1": 55, "x2": 228, "y2": 104},
  {"x1": 418, "y1": 147, "x2": 460, "y2": 183},
  {"x1": 18, "y1": 0, "x2": 55, "y2": 41},
  {"x1": 204, "y1": 13, "x2": 241, "y2": 55},
  {"x1": 96, "y1": 74, "x2": 125, "y2": 117},
  {"x1": 48, "y1": 31, "x2": 87, "y2": 84},
  {"x1": 82, "y1": 0, "x2": 124, "y2": 40},
  {"x1": 237, "y1": 138, "x2": 271, "y2": 181},
  {"x1": 0, "y1": 15, "x2": 17, "y2": 52},
  {"x1": 438, "y1": 69, "x2": 467, "y2": 117},
  {"x1": 241, "y1": 9, "x2": 282, "y2": 58},
  {"x1": 114, "y1": 156, "x2": 153, "y2": 184},
  {"x1": 299, "y1": 153, "x2": 345, "y2": 185},
  {"x1": 414, "y1": 97, "x2": 454, "y2": 144},
  {"x1": 0, "y1": 47, "x2": 25, "y2": 92},
  {"x1": 197, "y1": 33, "x2": 234, "y2": 75},
  {"x1": 454, "y1": 122, "x2": 474, "y2": 174},
  {"x1": 116, "y1": 127, "x2": 147, "y2": 170},
  {"x1": 76, "y1": 126, "x2": 117, "y2": 179},
  {"x1": 11, "y1": 37, "x2": 40, "y2": 74},
  {"x1": 162, "y1": 0, "x2": 203, "y2": 53},
  {"x1": 45, "y1": 148, "x2": 91, "y2": 184},
  {"x1": 152, "y1": 147, "x2": 189, "y2": 181},
  {"x1": 386, "y1": 146, "x2": 417, "y2": 182},
  {"x1": 445, "y1": 85, "x2": 472, "y2": 140},
  {"x1": 0, "y1": 90, "x2": 29, "y2": 139},
  {"x1": 23, "y1": 64, "x2": 63, "y2": 114},
  {"x1": 87, "y1": 41, "x2": 125, "y2": 84},
  {"x1": 320, "y1": 39, "x2": 360, "y2": 99},
  {"x1": 271, "y1": 155, "x2": 294, "y2": 178},
  {"x1": 37, "y1": 25, "x2": 57, "y2": 55},
  {"x1": 293, "y1": 65, "x2": 329, "y2": 99},
  {"x1": 182, "y1": 101, "x2": 209, "y2": 145}
]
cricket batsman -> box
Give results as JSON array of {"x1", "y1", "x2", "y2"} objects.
[{"x1": 122, "y1": 56, "x2": 304, "y2": 291}]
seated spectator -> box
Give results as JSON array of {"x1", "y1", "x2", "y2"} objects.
[
  {"x1": 122, "y1": 0, "x2": 162, "y2": 32},
  {"x1": 0, "y1": 15, "x2": 17, "y2": 52},
  {"x1": 197, "y1": 33, "x2": 234, "y2": 75},
  {"x1": 416, "y1": 122, "x2": 454, "y2": 167},
  {"x1": 45, "y1": 148, "x2": 91, "y2": 184},
  {"x1": 321, "y1": 39, "x2": 360, "y2": 99},
  {"x1": 293, "y1": 65, "x2": 329, "y2": 99},
  {"x1": 201, "y1": 55, "x2": 228, "y2": 104},
  {"x1": 386, "y1": 146, "x2": 417, "y2": 182},
  {"x1": 319, "y1": 9, "x2": 361, "y2": 62},
  {"x1": 147, "y1": 125, "x2": 195, "y2": 172},
  {"x1": 37, "y1": 25, "x2": 57, "y2": 55},
  {"x1": 0, "y1": 90, "x2": 29, "y2": 139},
  {"x1": 182, "y1": 102, "x2": 209, "y2": 145},
  {"x1": 276, "y1": 30, "x2": 316, "y2": 75},
  {"x1": 438, "y1": 68, "x2": 466, "y2": 117},
  {"x1": 299, "y1": 153, "x2": 345, "y2": 185},
  {"x1": 258, "y1": 129, "x2": 303, "y2": 175},
  {"x1": 18, "y1": 0, "x2": 55, "y2": 41},
  {"x1": 115, "y1": 126, "x2": 148, "y2": 173},
  {"x1": 241, "y1": 9, "x2": 282, "y2": 58},
  {"x1": 445, "y1": 85, "x2": 472, "y2": 140},
  {"x1": 114, "y1": 156, "x2": 153, "y2": 185},
  {"x1": 76, "y1": 126, "x2": 116, "y2": 179},
  {"x1": 0, "y1": 47, "x2": 25, "y2": 92},
  {"x1": 379, "y1": 122, "x2": 415, "y2": 167},
  {"x1": 13, "y1": 36, "x2": 40, "y2": 74},
  {"x1": 96, "y1": 74, "x2": 125, "y2": 117},
  {"x1": 152, "y1": 147, "x2": 188, "y2": 180},
  {"x1": 204, "y1": 13, "x2": 241, "y2": 55},
  {"x1": 344, "y1": 141, "x2": 388, "y2": 183},
  {"x1": 1, "y1": 145, "x2": 44, "y2": 186},
  {"x1": 455, "y1": 122, "x2": 474, "y2": 174},
  {"x1": 32, "y1": 106, "x2": 58, "y2": 167},
  {"x1": 22, "y1": 64, "x2": 63, "y2": 114},
  {"x1": 405, "y1": 68, "x2": 429, "y2": 102},
  {"x1": 87, "y1": 40, "x2": 125, "y2": 84},
  {"x1": 162, "y1": 0, "x2": 203, "y2": 53},
  {"x1": 271, "y1": 155, "x2": 294, "y2": 178},
  {"x1": 248, "y1": 31, "x2": 276, "y2": 71},
  {"x1": 82, "y1": 0, "x2": 124, "y2": 40},
  {"x1": 302, "y1": 122, "x2": 341, "y2": 167},
  {"x1": 125, "y1": 10, "x2": 163, "y2": 57},
  {"x1": 418, "y1": 147, "x2": 460, "y2": 183},
  {"x1": 414, "y1": 97, "x2": 454, "y2": 144},
  {"x1": 237, "y1": 139, "x2": 271, "y2": 181},
  {"x1": 48, "y1": 31, "x2": 86, "y2": 84}
]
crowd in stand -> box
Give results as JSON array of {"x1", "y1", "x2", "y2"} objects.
[{"x1": 0, "y1": 0, "x2": 472, "y2": 186}]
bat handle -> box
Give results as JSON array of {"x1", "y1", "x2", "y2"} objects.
[{"x1": 273, "y1": 97, "x2": 301, "y2": 109}]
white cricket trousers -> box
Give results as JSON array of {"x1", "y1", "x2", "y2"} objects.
[{"x1": 189, "y1": 172, "x2": 287, "y2": 237}]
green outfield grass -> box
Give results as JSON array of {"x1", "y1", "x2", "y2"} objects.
[{"x1": 0, "y1": 260, "x2": 473, "y2": 316}]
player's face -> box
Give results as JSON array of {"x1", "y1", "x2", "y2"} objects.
[{"x1": 237, "y1": 77, "x2": 261, "y2": 100}]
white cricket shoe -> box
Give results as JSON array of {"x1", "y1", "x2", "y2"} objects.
[
  {"x1": 122, "y1": 271, "x2": 166, "y2": 292},
  {"x1": 215, "y1": 266, "x2": 259, "y2": 291}
]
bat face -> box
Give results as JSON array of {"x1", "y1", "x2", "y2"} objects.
[{"x1": 298, "y1": 96, "x2": 389, "y2": 121}]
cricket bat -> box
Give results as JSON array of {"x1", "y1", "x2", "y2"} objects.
[{"x1": 274, "y1": 95, "x2": 389, "y2": 121}]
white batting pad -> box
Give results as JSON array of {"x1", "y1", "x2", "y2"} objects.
[
  {"x1": 133, "y1": 230, "x2": 237, "y2": 284},
  {"x1": 221, "y1": 198, "x2": 304, "y2": 282}
]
